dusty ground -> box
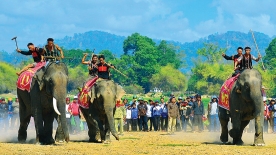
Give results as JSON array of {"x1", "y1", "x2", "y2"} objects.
[{"x1": 1, "y1": 128, "x2": 276, "y2": 155}]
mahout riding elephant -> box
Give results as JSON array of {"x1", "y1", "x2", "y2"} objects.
[
  {"x1": 219, "y1": 69, "x2": 265, "y2": 146},
  {"x1": 79, "y1": 79, "x2": 125, "y2": 143},
  {"x1": 17, "y1": 62, "x2": 69, "y2": 144}
]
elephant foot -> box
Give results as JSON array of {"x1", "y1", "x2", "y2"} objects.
[
  {"x1": 111, "y1": 133, "x2": 119, "y2": 141},
  {"x1": 89, "y1": 138, "x2": 102, "y2": 143},
  {"x1": 220, "y1": 134, "x2": 228, "y2": 143},
  {"x1": 65, "y1": 137, "x2": 70, "y2": 143},
  {"x1": 103, "y1": 140, "x2": 111, "y2": 144},
  {"x1": 18, "y1": 131, "x2": 27, "y2": 142},
  {"x1": 233, "y1": 139, "x2": 244, "y2": 145},
  {"x1": 41, "y1": 138, "x2": 55, "y2": 145},
  {"x1": 253, "y1": 139, "x2": 265, "y2": 146}
]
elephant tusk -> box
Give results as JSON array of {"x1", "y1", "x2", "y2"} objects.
[{"x1": 53, "y1": 97, "x2": 61, "y2": 115}]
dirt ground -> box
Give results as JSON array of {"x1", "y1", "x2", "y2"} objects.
[{"x1": 1, "y1": 128, "x2": 276, "y2": 155}]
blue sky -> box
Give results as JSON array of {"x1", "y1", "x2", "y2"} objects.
[{"x1": 1, "y1": 0, "x2": 276, "y2": 52}]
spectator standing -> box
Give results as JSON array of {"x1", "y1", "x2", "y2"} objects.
[
  {"x1": 263, "y1": 99, "x2": 269, "y2": 133},
  {"x1": 114, "y1": 100, "x2": 126, "y2": 135},
  {"x1": 180, "y1": 100, "x2": 190, "y2": 131},
  {"x1": 123, "y1": 99, "x2": 129, "y2": 108},
  {"x1": 268, "y1": 99, "x2": 275, "y2": 133},
  {"x1": 12, "y1": 97, "x2": 20, "y2": 129},
  {"x1": 187, "y1": 96, "x2": 194, "y2": 128},
  {"x1": 131, "y1": 103, "x2": 139, "y2": 131},
  {"x1": 192, "y1": 94, "x2": 205, "y2": 132},
  {"x1": 274, "y1": 102, "x2": 276, "y2": 133},
  {"x1": 0, "y1": 98, "x2": 8, "y2": 131},
  {"x1": 208, "y1": 96, "x2": 219, "y2": 132},
  {"x1": 68, "y1": 96, "x2": 80, "y2": 134},
  {"x1": 147, "y1": 100, "x2": 154, "y2": 131},
  {"x1": 129, "y1": 96, "x2": 138, "y2": 108},
  {"x1": 152, "y1": 100, "x2": 161, "y2": 131},
  {"x1": 176, "y1": 97, "x2": 183, "y2": 131},
  {"x1": 126, "y1": 105, "x2": 132, "y2": 131},
  {"x1": 138, "y1": 98, "x2": 148, "y2": 132},
  {"x1": 167, "y1": 97, "x2": 180, "y2": 134},
  {"x1": 160, "y1": 101, "x2": 168, "y2": 132},
  {"x1": 65, "y1": 97, "x2": 72, "y2": 134},
  {"x1": 7, "y1": 98, "x2": 14, "y2": 129},
  {"x1": 185, "y1": 99, "x2": 193, "y2": 131}
]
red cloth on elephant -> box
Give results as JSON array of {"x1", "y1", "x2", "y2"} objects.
[
  {"x1": 16, "y1": 61, "x2": 46, "y2": 92},
  {"x1": 218, "y1": 74, "x2": 240, "y2": 110},
  {"x1": 78, "y1": 76, "x2": 98, "y2": 109}
]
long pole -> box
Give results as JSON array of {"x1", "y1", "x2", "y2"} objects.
[{"x1": 250, "y1": 29, "x2": 266, "y2": 71}]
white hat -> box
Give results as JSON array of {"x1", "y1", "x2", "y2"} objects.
[{"x1": 74, "y1": 96, "x2": 78, "y2": 99}]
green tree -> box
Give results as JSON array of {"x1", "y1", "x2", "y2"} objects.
[
  {"x1": 117, "y1": 33, "x2": 185, "y2": 92},
  {"x1": 150, "y1": 64, "x2": 187, "y2": 92},
  {"x1": 197, "y1": 43, "x2": 226, "y2": 64},
  {"x1": 99, "y1": 50, "x2": 115, "y2": 62},
  {"x1": 0, "y1": 62, "x2": 17, "y2": 93},
  {"x1": 263, "y1": 38, "x2": 276, "y2": 70}
]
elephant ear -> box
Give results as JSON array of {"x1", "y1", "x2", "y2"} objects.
[
  {"x1": 34, "y1": 67, "x2": 45, "y2": 90},
  {"x1": 89, "y1": 86, "x2": 96, "y2": 104},
  {"x1": 115, "y1": 84, "x2": 126, "y2": 101}
]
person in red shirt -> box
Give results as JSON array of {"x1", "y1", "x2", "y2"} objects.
[{"x1": 68, "y1": 96, "x2": 80, "y2": 134}]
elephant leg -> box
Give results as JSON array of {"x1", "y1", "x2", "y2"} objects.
[
  {"x1": 254, "y1": 114, "x2": 265, "y2": 146},
  {"x1": 30, "y1": 84, "x2": 44, "y2": 144},
  {"x1": 219, "y1": 107, "x2": 229, "y2": 143},
  {"x1": 55, "y1": 115, "x2": 65, "y2": 142},
  {"x1": 18, "y1": 115, "x2": 31, "y2": 142},
  {"x1": 43, "y1": 112, "x2": 55, "y2": 145},
  {"x1": 229, "y1": 112, "x2": 242, "y2": 145},
  {"x1": 17, "y1": 94, "x2": 31, "y2": 142},
  {"x1": 79, "y1": 107, "x2": 101, "y2": 142},
  {"x1": 104, "y1": 116, "x2": 111, "y2": 144},
  {"x1": 237, "y1": 120, "x2": 250, "y2": 145}
]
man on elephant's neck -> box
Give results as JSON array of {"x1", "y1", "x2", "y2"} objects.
[
  {"x1": 235, "y1": 47, "x2": 261, "y2": 71},
  {"x1": 96, "y1": 55, "x2": 115, "y2": 80}
]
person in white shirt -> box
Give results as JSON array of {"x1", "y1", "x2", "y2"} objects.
[
  {"x1": 126, "y1": 105, "x2": 132, "y2": 131},
  {"x1": 65, "y1": 97, "x2": 72, "y2": 133},
  {"x1": 208, "y1": 96, "x2": 219, "y2": 132},
  {"x1": 146, "y1": 100, "x2": 154, "y2": 131}
]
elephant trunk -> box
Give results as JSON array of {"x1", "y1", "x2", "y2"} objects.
[
  {"x1": 249, "y1": 80, "x2": 263, "y2": 118},
  {"x1": 105, "y1": 106, "x2": 119, "y2": 140},
  {"x1": 55, "y1": 96, "x2": 69, "y2": 142}
]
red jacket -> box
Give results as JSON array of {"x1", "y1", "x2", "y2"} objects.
[{"x1": 68, "y1": 101, "x2": 80, "y2": 116}]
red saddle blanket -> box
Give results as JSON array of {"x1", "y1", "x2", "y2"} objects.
[
  {"x1": 16, "y1": 62, "x2": 46, "y2": 92},
  {"x1": 78, "y1": 76, "x2": 98, "y2": 109},
  {"x1": 218, "y1": 74, "x2": 240, "y2": 110}
]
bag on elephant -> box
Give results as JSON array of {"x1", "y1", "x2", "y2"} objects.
[{"x1": 71, "y1": 116, "x2": 76, "y2": 126}]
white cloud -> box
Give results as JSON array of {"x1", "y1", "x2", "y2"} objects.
[{"x1": 1, "y1": 0, "x2": 276, "y2": 52}]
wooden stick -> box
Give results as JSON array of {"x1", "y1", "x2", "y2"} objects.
[{"x1": 250, "y1": 29, "x2": 266, "y2": 71}]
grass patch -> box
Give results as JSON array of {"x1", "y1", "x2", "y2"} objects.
[
  {"x1": 160, "y1": 144, "x2": 198, "y2": 147},
  {"x1": 120, "y1": 137, "x2": 140, "y2": 140}
]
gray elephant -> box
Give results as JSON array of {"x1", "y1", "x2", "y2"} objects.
[
  {"x1": 17, "y1": 62, "x2": 69, "y2": 144},
  {"x1": 219, "y1": 69, "x2": 265, "y2": 146},
  {"x1": 79, "y1": 79, "x2": 125, "y2": 143}
]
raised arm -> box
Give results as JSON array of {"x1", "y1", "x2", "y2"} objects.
[
  {"x1": 222, "y1": 53, "x2": 233, "y2": 60},
  {"x1": 16, "y1": 49, "x2": 32, "y2": 55},
  {"x1": 82, "y1": 53, "x2": 90, "y2": 65},
  {"x1": 55, "y1": 44, "x2": 64, "y2": 59},
  {"x1": 252, "y1": 55, "x2": 261, "y2": 62}
]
